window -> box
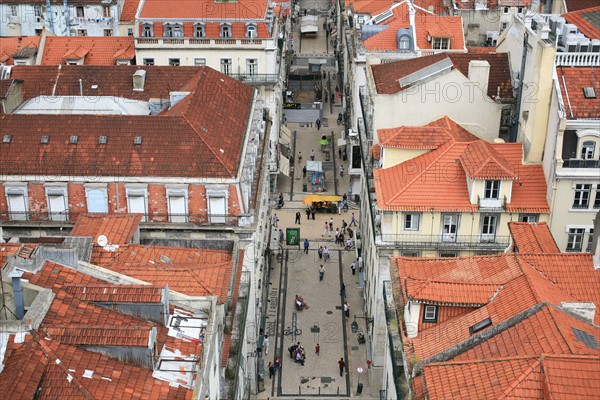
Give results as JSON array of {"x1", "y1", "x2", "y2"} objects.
[
  {"x1": 194, "y1": 58, "x2": 206, "y2": 66},
  {"x1": 34, "y1": 5, "x2": 41, "y2": 17},
  {"x1": 481, "y1": 214, "x2": 498, "y2": 242},
  {"x1": 164, "y1": 23, "x2": 183, "y2": 38},
  {"x1": 581, "y1": 141, "x2": 596, "y2": 159},
  {"x1": 209, "y1": 196, "x2": 227, "y2": 223},
  {"x1": 76, "y1": 6, "x2": 84, "y2": 18},
  {"x1": 45, "y1": 185, "x2": 68, "y2": 222},
  {"x1": 169, "y1": 58, "x2": 180, "y2": 66},
  {"x1": 10, "y1": 5, "x2": 17, "y2": 16},
  {"x1": 143, "y1": 58, "x2": 155, "y2": 66},
  {"x1": 103, "y1": 6, "x2": 111, "y2": 17},
  {"x1": 35, "y1": 29, "x2": 43, "y2": 36},
  {"x1": 127, "y1": 28, "x2": 133, "y2": 36},
  {"x1": 126, "y1": 186, "x2": 148, "y2": 222},
  {"x1": 586, "y1": 229, "x2": 594, "y2": 252},
  {"x1": 594, "y1": 185, "x2": 600, "y2": 209},
  {"x1": 246, "y1": 59, "x2": 257, "y2": 76},
  {"x1": 501, "y1": 22, "x2": 508, "y2": 30},
  {"x1": 442, "y1": 214, "x2": 459, "y2": 242},
  {"x1": 142, "y1": 23, "x2": 153, "y2": 37},
  {"x1": 398, "y1": 35, "x2": 410, "y2": 50},
  {"x1": 76, "y1": 29, "x2": 87, "y2": 36},
  {"x1": 85, "y1": 186, "x2": 108, "y2": 213},
  {"x1": 167, "y1": 186, "x2": 188, "y2": 223},
  {"x1": 519, "y1": 214, "x2": 539, "y2": 223},
  {"x1": 517, "y1": 7, "x2": 524, "y2": 14},
  {"x1": 220, "y1": 58, "x2": 232, "y2": 75},
  {"x1": 423, "y1": 305, "x2": 438, "y2": 323},
  {"x1": 220, "y1": 24, "x2": 231, "y2": 38},
  {"x1": 404, "y1": 213, "x2": 420, "y2": 231},
  {"x1": 503, "y1": 7, "x2": 509, "y2": 13},
  {"x1": 432, "y1": 37, "x2": 450, "y2": 50},
  {"x1": 5, "y1": 184, "x2": 28, "y2": 221},
  {"x1": 439, "y1": 252, "x2": 457, "y2": 257},
  {"x1": 401, "y1": 251, "x2": 420, "y2": 257},
  {"x1": 566, "y1": 228, "x2": 585, "y2": 252},
  {"x1": 484, "y1": 180, "x2": 500, "y2": 199},
  {"x1": 194, "y1": 24, "x2": 205, "y2": 38},
  {"x1": 573, "y1": 184, "x2": 591, "y2": 209},
  {"x1": 104, "y1": 29, "x2": 113, "y2": 37},
  {"x1": 246, "y1": 24, "x2": 257, "y2": 38}
]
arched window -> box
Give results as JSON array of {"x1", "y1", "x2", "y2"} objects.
[
  {"x1": 221, "y1": 24, "x2": 231, "y2": 38},
  {"x1": 164, "y1": 23, "x2": 182, "y2": 37},
  {"x1": 142, "y1": 23, "x2": 153, "y2": 37},
  {"x1": 398, "y1": 35, "x2": 410, "y2": 50},
  {"x1": 164, "y1": 24, "x2": 173, "y2": 37},
  {"x1": 194, "y1": 24, "x2": 205, "y2": 38},
  {"x1": 246, "y1": 24, "x2": 257, "y2": 38},
  {"x1": 582, "y1": 141, "x2": 596, "y2": 159}
]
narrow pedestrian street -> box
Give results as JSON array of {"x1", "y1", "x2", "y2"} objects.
[{"x1": 256, "y1": 0, "x2": 373, "y2": 398}]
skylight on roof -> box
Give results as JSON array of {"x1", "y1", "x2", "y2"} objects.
[
  {"x1": 2, "y1": 134, "x2": 11, "y2": 143},
  {"x1": 583, "y1": 87, "x2": 596, "y2": 99},
  {"x1": 373, "y1": 9, "x2": 394, "y2": 24},
  {"x1": 41, "y1": 135, "x2": 49, "y2": 144},
  {"x1": 99, "y1": 136, "x2": 107, "y2": 144},
  {"x1": 469, "y1": 317, "x2": 492, "y2": 335},
  {"x1": 69, "y1": 135, "x2": 79, "y2": 144},
  {"x1": 133, "y1": 136, "x2": 143, "y2": 145}
]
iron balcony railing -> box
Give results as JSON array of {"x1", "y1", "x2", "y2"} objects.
[
  {"x1": 378, "y1": 233, "x2": 511, "y2": 250},
  {"x1": 1, "y1": 211, "x2": 248, "y2": 226},
  {"x1": 477, "y1": 195, "x2": 507, "y2": 211},
  {"x1": 562, "y1": 159, "x2": 600, "y2": 168},
  {"x1": 227, "y1": 73, "x2": 279, "y2": 85}
]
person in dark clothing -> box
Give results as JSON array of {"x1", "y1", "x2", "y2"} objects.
[
  {"x1": 295, "y1": 211, "x2": 301, "y2": 224},
  {"x1": 338, "y1": 358, "x2": 345, "y2": 377},
  {"x1": 268, "y1": 362, "x2": 274, "y2": 379},
  {"x1": 304, "y1": 238, "x2": 309, "y2": 254}
]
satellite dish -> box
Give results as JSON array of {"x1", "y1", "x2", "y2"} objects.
[{"x1": 97, "y1": 235, "x2": 108, "y2": 247}]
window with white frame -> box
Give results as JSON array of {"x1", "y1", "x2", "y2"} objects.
[
  {"x1": 194, "y1": 24, "x2": 205, "y2": 38},
  {"x1": 220, "y1": 58, "x2": 232, "y2": 74},
  {"x1": 594, "y1": 185, "x2": 600, "y2": 209},
  {"x1": 581, "y1": 141, "x2": 596, "y2": 159},
  {"x1": 85, "y1": 185, "x2": 108, "y2": 213},
  {"x1": 5, "y1": 184, "x2": 28, "y2": 221},
  {"x1": 519, "y1": 214, "x2": 539, "y2": 223},
  {"x1": 398, "y1": 35, "x2": 410, "y2": 50},
  {"x1": 45, "y1": 185, "x2": 68, "y2": 222},
  {"x1": 194, "y1": 58, "x2": 206, "y2": 66},
  {"x1": 404, "y1": 213, "x2": 420, "y2": 231},
  {"x1": 503, "y1": 7, "x2": 509, "y2": 13},
  {"x1": 220, "y1": 24, "x2": 231, "y2": 38},
  {"x1": 481, "y1": 214, "x2": 498, "y2": 242},
  {"x1": 34, "y1": 5, "x2": 41, "y2": 17},
  {"x1": 76, "y1": 6, "x2": 84, "y2": 18},
  {"x1": 423, "y1": 305, "x2": 438, "y2": 322},
  {"x1": 208, "y1": 196, "x2": 227, "y2": 224},
  {"x1": 126, "y1": 186, "x2": 148, "y2": 222},
  {"x1": 439, "y1": 252, "x2": 457, "y2": 257},
  {"x1": 104, "y1": 29, "x2": 113, "y2": 37},
  {"x1": 501, "y1": 22, "x2": 508, "y2": 30},
  {"x1": 143, "y1": 58, "x2": 155, "y2": 66},
  {"x1": 484, "y1": 180, "x2": 500, "y2": 199},
  {"x1": 142, "y1": 23, "x2": 153, "y2": 37},
  {"x1": 566, "y1": 228, "x2": 585, "y2": 252},
  {"x1": 76, "y1": 29, "x2": 87, "y2": 36},
  {"x1": 586, "y1": 229, "x2": 594, "y2": 252},
  {"x1": 10, "y1": 5, "x2": 18, "y2": 16},
  {"x1": 517, "y1": 7, "x2": 524, "y2": 14},
  {"x1": 573, "y1": 184, "x2": 592, "y2": 209},
  {"x1": 103, "y1": 5, "x2": 111, "y2": 17},
  {"x1": 401, "y1": 251, "x2": 420, "y2": 257},
  {"x1": 246, "y1": 24, "x2": 257, "y2": 38},
  {"x1": 432, "y1": 37, "x2": 450, "y2": 50},
  {"x1": 127, "y1": 28, "x2": 133, "y2": 36},
  {"x1": 166, "y1": 186, "x2": 188, "y2": 223},
  {"x1": 169, "y1": 58, "x2": 180, "y2": 66},
  {"x1": 246, "y1": 59, "x2": 257, "y2": 76}
]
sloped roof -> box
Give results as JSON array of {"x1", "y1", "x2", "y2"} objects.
[
  {"x1": 563, "y1": 5, "x2": 600, "y2": 40},
  {"x1": 90, "y1": 245, "x2": 235, "y2": 302},
  {"x1": 373, "y1": 121, "x2": 548, "y2": 212},
  {"x1": 405, "y1": 279, "x2": 501, "y2": 306},
  {"x1": 509, "y1": 222, "x2": 561, "y2": 254},
  {"x1": 0, "y1": 36, "x2": 39, "y2": 65},
  {"x1": 345, "y1": 0, "x2": 396, "y2": 15},
  {"x1": 139, "y1": 0, "x2": 267, "y2": 19},
  {"x1": 0, "y1": 67, "x2": 254, "y2": 178},
  {"x1": 41, "y1": 37, "x2": 136, "y2": 65},
  {"x1": 62, "y1": 285, "x2": 164, "y2": 303},
  {"x1": 70, "y1": 213, "x2": 142, "y2": 246},
  {"x1": 563, "y1": 0, "x2": 600, "y2": 12},
  {"x1": 556, "y1": 66, "x2": 600, "y2": 119},
  {"x1": 453, "y1": 0, "x2": 498, "y2": 10},
  {"x1": 120, "y1": 0, "x2": 141, "y2": 21},
  {"x1": 371, "y1": 52, "x2": 514, "y2": 99},
  {"x1": 0, "y1": 243, "x2": 21, "y2": 268}
]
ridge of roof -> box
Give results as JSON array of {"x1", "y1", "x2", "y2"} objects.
[
  {"x1": 459, "y1": 140, "x2": 517, "y2": 179},
  {"x1": 563, "y1": 5, "x2": 600, "y2": 40},
  {"x1": 497, "y1": 358, "x2": 542, "y2": 400}
]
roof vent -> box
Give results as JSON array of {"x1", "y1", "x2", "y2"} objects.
[
  {"x1": 160, "y1": 255, "x2": 172, "y2": 264},
  {"x1": 469, "y1": 317, "x2": 492, "y2": 335},
  {"x1": 69, "y1": 135, "x2": 79, "y2": 144},
  {"x1": 133, "y1": 136, "x2": 143, "y2": 145},
  {"x1": 99, "y1": 136, "x2": 107, "y2": 144},
  {"x1": 3, "y1": 134, "x2": 11, "y2": 143},
  {"x1": 41, "y1": 135, "x2": 50, "y2": 144},
  {"x1": 583, "y1": 87, "x2": 596, "y2": 99},
  {"x1": 133, "y1": 70, "x2": 147, "y2": 92},
  {"x1": 572, "y1": 327, "x2": 599, "y2": 349}
]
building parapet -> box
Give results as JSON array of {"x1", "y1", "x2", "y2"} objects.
[
  {"x1": 135, "y1": 37, "x2": 272, "y2": 49},
  {"x1": 555, "y1": 52, "x2": 600, "y2": 67},
  {"x1": 377, "y1": 233, "x2": 511, "y2": 250}
]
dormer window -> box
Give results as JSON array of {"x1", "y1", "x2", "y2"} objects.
[
  {"x1": 484, "y1": 180, "x2": 500, "y2": 200},
  {"x1": 582, "y1": 141, "x2": 596, "y2": 160},
  {"x1": 194, "y1": 23, "x2": 205, "y2": 38},
  {"x1": 221, "y1": 24, "x2": 231, "y2": 38},
  {"x1": 164, "y1": 23, "x2": 183, "y2": 38},
  {"x1": 246, "y1": 24, "x2": 257, "y2": 38},
  {"x1": 422, "y1": 305, "x2": 438, "y2": 323},
  {"x1": 432, "y1": 37, "x2": 450, "y2": 50},
  {"x1": 142, "y1": 23, "x2": 153, "y2": 37},
  {"x1": 398, "y1": 35, "x2": 410, "y2": 50}
]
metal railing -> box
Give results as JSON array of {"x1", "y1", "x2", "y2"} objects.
[
  {"x1": 563, "y1": 159, "x2": 600, "y2": 168},
  {"x1": 477, "y1": 195, "x2": 507, "y2": 211},
  {"x1": 135, "y1": 37, "x2": 268, "y2": 47},
  {"x1": 227, "y1": 73, "x2": 279, "y2": 85},
  {"x1": 378, "y1": 233, "x2": 511, "y2": 250}
]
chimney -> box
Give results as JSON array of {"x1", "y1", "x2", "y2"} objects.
[
  {"x1": 9, "y1": 269, "x2": 25, "y2": 320},
  {"x1": 132, "y1": 69, "x2": 146, "y2": 92},
  {"x1": 468, "y1": 60, "x2": 490, "y2": 95},
  {"x1": 561, "y1": 302, "x2": 596, "y2": 324}
]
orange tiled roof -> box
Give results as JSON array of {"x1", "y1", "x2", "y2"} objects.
[
  {"x1": 509, "y1": 222, "x2": 560, "y2": 254},
  {"x1": 345, "y1": 0, "x2": 395, "y2": 15},
  {"x1": 564, "y1": 0, "x2": 600, "y2": 12},
  {"x1": 459, "y1": 141, "x2": 517, "y2": 179},
  {"x1": 41, "y1": 36, "x2": 136, "y2": 65},
  {"x1": 70, "y1": 213, "x2": 142, "y2": 246},
  {"x1": 43, "y1": 326, "x2": 152, "y2": 347},
  {"x1": 453, "y1": 0, "x2": 498, "y2": 10},
  {"x1": 0, "y1": 36, "x2": 39, "y2": 65},
  {"x1": 371, "y1": 52, "x2": 514, "y2": 99},
  {"x1": 91, "y1": 245, "x2": 234, "y2": 302},
  {"x1": 557, "y1": 66, "x2": 600, "y2": 119},
  {"x1": 23, "y1": 261, "x2": 105, "y2": 291},
  {"x1": 62, "y1": 284, "x2": 164, "y2": 303},
  {"x1": 406, "y1": 279, "x2": 501, "y2": 306},
  {"x1": 418, "y1": 355, "x2": 600, "y2": 400},
  {"x1": 120, "y1": 0, "x2": 141, "y2": 21},
  {"x1": 563, "y1": 5, "x2": 600, "y2": 40},
  {"x1": 0, "y1": 243, "x2": 21, "y2": 268},
  {"x1": 139, "y1": 0, "x2": 267, "y2": 19}
]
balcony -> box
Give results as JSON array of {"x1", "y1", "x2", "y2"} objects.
[
  {"x1": 227, "y1": 73, "x2": 278, "y2": 85},
  {"x1": 562, "y1": 159, "x2": 600, "y2": 168},
  {"x1": 555, "y1": 52, "x2": 600, "y2": 67},
  {"x1": 377, "y1": 233, "x2": 511, "y2": 251},
  {"x1": 477, "y1": 195, "x2": 506, "y2": 211},
  {"x1": 135, "y1": 37, "x2": 269, "y2": 49}
]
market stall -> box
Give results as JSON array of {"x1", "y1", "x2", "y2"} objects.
[{"x1": 303, "y1": 194, "x2": 343, "y2": 213}]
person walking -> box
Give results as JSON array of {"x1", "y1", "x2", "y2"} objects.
[
  {"x1": 304, "y1": 238, "x2": 309, "y2": 254},
  {"x1": 279, "y1": 229, "x2": 284, "y2": 244},
  {"x1": 323, "y1": 222, "x2": 330, "y2": 237},
  {"x1": 349, "y1": 212, "x2": 357, "y2": 227},
  {"x1": 263, "y1": 335, "x2": 270, "y2": 355},
  {"x1": 338, "y1": 357, "x2": 345, "y2": 377},
  {"x1": 273, "y1": 213, "x2": 279, "y2": 228},
  {"x1": 340, "y1": 282, "x2": 346, "y2": 299},
  {"x1": 351, "y1": 260, "x2": 357, "y2": 275},
  {"x1": 318, "y1": 246, "x2": 323, "y2": 260},
  {"x1": 323, "y1": 246, "x2": 330, "y2": 261},
  {"x1": 302, "y1": 165, "x2": 307, "y2": 179},
  {"x1": 298, "y1": 151, "x2": 303, "y2": 163},
  {"x1": 295, "y1": 211, "x2": 301, "y2": 224},
  {"x1": 306, "y1": 206, "x2": 311, "y2": 220},
  {"x1": 274, "y1": 356, "x2": 281, "y2": 375},
  {"x1": 268, "y1": 362, "x2": 274, "y2": 379},
  {"x1": 316, "y1": 119, "x2": 321, "y2": 130},
  {"x1": 344, "y1": 301, "x2": 350, "y2": 318},
  {"x1": 311, "y1": 206, "x2": 316, "y2": 220},
  {"x1": 334, "y1": 228, "x2": 340, "y2": 244},
  {"x1": 329, "y1": 218, "x2": 333, "y2": 232},
  {"x1": 315, "y1": 343, "x2": 320, "y2": 355},
  {"x1": 339, "y1": 165, "x2": 344, "y2": 177},
  {"x1": 319, "y1": 264, "x2": 325, "y2": 281},
  {"x1": 310, "y1": 149, "x2": 315, "y2": 161}
]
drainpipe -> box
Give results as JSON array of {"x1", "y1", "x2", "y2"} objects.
[
  {"x1": 510, "y1": 32, "x2": 528, "y2": 143},
  {"x1": 46, "y1": 0, "x2": 55, "y2": 34},
  {"x1": 10, "y1": 270, "x2": 25, "y2": 320},
  {"x1": 63, "y1": 0, "x2": 70, "y2": 36}
]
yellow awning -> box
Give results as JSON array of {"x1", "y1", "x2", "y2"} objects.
[{"x1": 303, "y1": 195, "x2": 343, "y2": 204}]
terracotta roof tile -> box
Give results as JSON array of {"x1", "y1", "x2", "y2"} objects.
[
  {"x1": 563, "y1": 5, "x2": 600, "y2": 39},
  {"x1": 62, "y1": 284, "x2": 164, "y2": 303},
  {"x1": 23, "y1": 261, "x2": 104, "y2": 291},
  {"x1": 139, "y1": 0, "x2": 267, "y2": 19},
  {"x1": 1, "y1": 336, "x2": 49, "y2": 400},
  {"x1": 121, "y1": 0, "x2": 141, "y2": 21},
  {"x1": 556, "y1": 66, "x2": 600, "y2": 119},
  {"x1": 405, "y1": 279, "x2": 501, "y2": 306},
  {"x1": 563, "y1": 0, "x2": 600, "y2": 12},
  {"x1": 371, "y1": 52, "x2": 514, "y2": 98},
  {"x1": 0, "y1": 36, "x2": 40, "y2": 65},
  {"x1": 369, "y1": 144, "x2": 382, "y2": 160},
  {"x1": 43, "y1": 326, "x2": 152, "y2": 347},
  {"x1": 459, "y1": 141, "x2": 517, "y2": 179},
  {"x1": 0, "y1": 243, "x2": 21, "y2": 268},
  {"x1": 509, "y1": 222, "x2": 561, "y2": 254},
  {"x1": 41, "y1": 37, "x2": 135, "y2": 65},
  {"x1": 70, "y1": 213, "x2": 142, "y2": 245},
  {"x1": 345, "y1": 0, "x2": 396, "y2": 15}
]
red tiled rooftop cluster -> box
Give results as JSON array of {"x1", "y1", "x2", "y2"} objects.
[
  {"x1": 557, "y1": 66, "x2": 600, "y2": 119},
  {"x1": 41, "y1": 36, "x2": 135, "y2": 66},
  {"x1": 71, "y1": 213, "x2": 142, "y2": 245},
  {"x1": 509, "y1": 222, "x2": 561, "y2": 254}
]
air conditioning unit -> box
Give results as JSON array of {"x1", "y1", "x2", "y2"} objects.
[
  {"x1": 591, "y1": 39, "x2": 600, "y2": 53},
  {"x1": 560, "y1": 23, "x2": 577, "y2": 46},
  {"x1": 577, "y1": 37, "x2": 590, "y2": 52}
]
